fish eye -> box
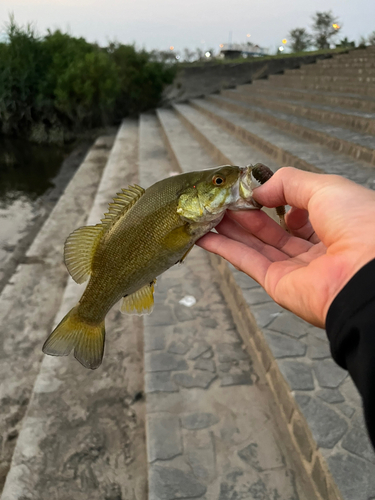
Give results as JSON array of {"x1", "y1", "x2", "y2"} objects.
[{"x1": 213, "y1": 175, "x2": 225, "y2": 186}]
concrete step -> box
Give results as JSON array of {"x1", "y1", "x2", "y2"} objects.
[
  {"x1": 343, "y1": 50, "x2": 375, "y2": 60},
  {"x1": 175, "y1": 101, "x2": 375, "y2": 499},
  {"x1": 139, "y1": 113, "x2": 172, "y2": 187},
  {"x1": 189, "y1": 98, "x2": 375, "y2": 187},
  {"x1": 214, "y1": 259, "x2": 375, "y2": 500},
  {"x1": 205, "y1": 94, "x2": 375, "y2": 167},
  {"x1": 221, "y1": 89, "x2": 375, "y2": 136},
  {"x1": 335, "y1": 47, "x2": 375, "y2": 59},
  {"x1": 261, "y1": 76, "x2": 375, "y2": 97},
  {"x1": 1, "y1": 121, "x2": 148, "y2": 500},
  {"x1": 236, "y1": 84, "x2": 375, "y2": 114},
  {"x1": 269, "y1": 72, "x2": 375, "y2": 86},
  {"x1": 317, "y1": 60, "x2": 375, "y2": 69},
  {"x1": 290, "y1": 66, "x2": 375, "y2": 77},
  {"x1": 0, "y1": 135, "x2": 113, "y2": 493},
  {"x1": 325, "y1": 56, "x2": 375, "y2": 65},
  {"x1": 173, "y1": 102, "x2": 319, "y2": 173},
  {"x1": 142, "y1": 107, "x2": 318, "y2": 500},
  {"x1": 156, "y1": 108, "x2": 215, "y2": 172}
]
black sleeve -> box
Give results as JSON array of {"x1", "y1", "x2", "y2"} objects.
[{"x1": 326, "y1": 258, "x2": 375, "y2": 448}]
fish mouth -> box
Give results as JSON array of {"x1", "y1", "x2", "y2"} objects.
[{"x1": 228, "y1": 167, "x2": 262, "y2": 211}]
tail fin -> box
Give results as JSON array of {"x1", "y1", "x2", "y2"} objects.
[{"x1": 43, "y1": 305, "x2": 105, "y2": 370}]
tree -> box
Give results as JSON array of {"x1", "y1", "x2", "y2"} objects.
[
  {"x1": 358, "y1": 36, "x2": 368, "y2": 49},
  {"x1": 183, "y1": 48, "x2": 196, "y2": 62},
  {"x1": 195, "y1": 48, "x2": 204, "y2": 61},
  {"x1": 312, "y1": 11, "x2": 341, "y2": 49},
  {"x1": 368, "y1": 31, "x2": 375, "y2": 46},
  {"x1": 289, "y1": 28, "x2": 312, "y2": 53},
  {"x1": 336, "y1": 37, "x2": 355, "y2": 49}
]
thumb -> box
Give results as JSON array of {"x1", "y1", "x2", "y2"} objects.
[{"x1": 252, "y1": 167, "x2": 341, "y2": 210}]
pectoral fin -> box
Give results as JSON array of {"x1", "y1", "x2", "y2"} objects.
[
  {"x1": 178, "y1": 245, "x2": 194, "y2": 264},
  {"x1": 120, "y1": 280, "x2": 156, "y2": 315}
]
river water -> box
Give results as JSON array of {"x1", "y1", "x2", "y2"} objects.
[{"x1": 0, "y1": 136, "x2": 88, "y2": 289}]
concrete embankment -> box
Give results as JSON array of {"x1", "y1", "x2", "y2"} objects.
[
  {"x1": 164, "y1": 51, "x2": 349, "y2": 104},
  {"x1": 0, "y1": 135, "x2": 113, "y2": 492},
  {"x1": 0, "y1": 141, "x2": 92, "y2": 295},
  {"x1": 1, "y1": 121, "x2": 148, "y2": 500}
]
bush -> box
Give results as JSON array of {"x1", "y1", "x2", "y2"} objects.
[
  {"x1": 0, "y1": 17, "x2": 177, "y2": 142},
  {"x1": 55, "y1": 50, "x2": 120, "y2": 127},
  {"x1": 0, "y1": 17, "x2": 45, "y2": 135},
  {"x1": 109, "y1": 44, "x2": 176, "y2": 118}
]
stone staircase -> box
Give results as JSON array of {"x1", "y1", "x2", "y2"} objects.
[{"x1": 1, "y1": 46, "x2": 375, "y2": 500}]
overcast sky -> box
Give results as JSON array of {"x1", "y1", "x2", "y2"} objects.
[{"x1": 1, "y1": 0, "x2": 374, "y2": 54}]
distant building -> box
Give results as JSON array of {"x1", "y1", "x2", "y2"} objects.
[{"x1": 220, "y1": 42, "x2": 268, "y2": 59}]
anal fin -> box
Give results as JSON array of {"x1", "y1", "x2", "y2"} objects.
[{"x1": 120, "y1": 280, "x2": 156, "y2": 316}]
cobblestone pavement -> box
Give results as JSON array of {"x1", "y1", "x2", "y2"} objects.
[
  {"x1": 139, "y1": 116, "x2": 315, "y2": 500},
  {"x1": 228, "y1": 265, "x2": 375, "y2": 500},
  {"x1": 144, "y1": 247, "x2": 314, "y2": 500}
]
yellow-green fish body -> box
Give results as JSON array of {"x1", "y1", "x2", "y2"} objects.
[{"x1": 43, "y1": 164, "x2": 280, "y2": 369}]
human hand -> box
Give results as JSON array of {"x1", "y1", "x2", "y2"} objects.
[{"x1": 197, "y1": 167, "x2": 375, "y2": 328}]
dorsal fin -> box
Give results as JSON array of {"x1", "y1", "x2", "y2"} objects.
[
  {"x1": 64, "y1": 225, "x2": 103, "y2": 284},
  {"x1": 101, "y1": 184, "x2": 145, "y2": 230}
]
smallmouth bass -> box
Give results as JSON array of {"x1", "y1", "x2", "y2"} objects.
[{"x1": 43, "y1": 163, "x2": 285, "y2": 369}]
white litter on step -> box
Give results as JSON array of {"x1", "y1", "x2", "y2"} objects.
[{"x1": 179, "y1": 295, "x2": 196, "y2": 307}]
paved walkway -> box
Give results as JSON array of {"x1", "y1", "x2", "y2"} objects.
[{"x1": 139, "y1": 114, "x2": 316, "y2": 499}]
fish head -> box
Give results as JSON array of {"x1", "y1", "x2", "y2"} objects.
[{"x1": 177, "y1": 165, "x2": 264, "y2": 223}]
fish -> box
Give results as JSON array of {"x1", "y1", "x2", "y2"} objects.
[{"x1": 43, "y1": 163, "x2": 285, "y2": 369}]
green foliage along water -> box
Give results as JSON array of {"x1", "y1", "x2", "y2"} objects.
[{"x1": 0, "y1": 17, "x2": 177, "y2": 143}]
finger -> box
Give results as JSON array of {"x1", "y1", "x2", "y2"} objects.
[
  {"x1": 251, "y1": 167, "x2": 351, "y2": 211},
  {"x1": 196, "y1": 232, "x2": 271, "y2": 287},
  {"x1": 227, "y1": 210, "x2": 315, "y2": 257},
  {"x1": 286, "y1": 207, "x2": 321, "y2": 244},
  {"x1": 216, "y1": 215, "x2": 289, "y2": 262}
]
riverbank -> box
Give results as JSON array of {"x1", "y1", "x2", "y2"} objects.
[{"x1": 0, "y1": 132, "x2": 115, "y2": 293}]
